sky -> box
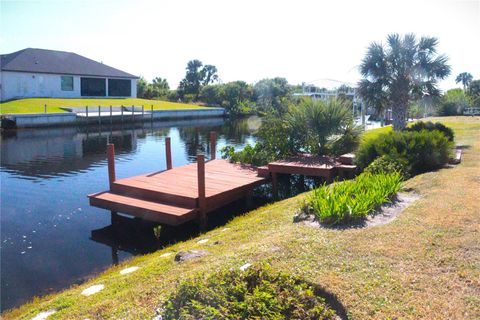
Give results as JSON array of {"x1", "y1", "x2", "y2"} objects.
[{"x1": 1, "y1": 0, "x2": 479, "y2": 90}]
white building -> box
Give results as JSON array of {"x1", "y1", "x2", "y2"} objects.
[{"x1": 0, "y1": 48, "x2": 138, "y2": 101}]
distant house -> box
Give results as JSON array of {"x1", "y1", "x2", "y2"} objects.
[{"x1": 0, "y1": 48, "x2": 138, "y2": 101}]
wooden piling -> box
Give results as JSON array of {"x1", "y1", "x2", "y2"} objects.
[
  {"x1": 86, "y1": 106, "x2": 89, "y2": 118},
  {"x1": 197, "y1": 154, "x2": 207, "y2": 229},
  {"x1": 210, "y1": 131, "x2": 217, "y2": 160},
  {"x1": 98, "y1": 106, "x2": 101, "y2": 125},
  {"x1": 44, "y1": 104, "x2": 47, "y2": 114},
  {"x1": 107, "y1": 144, "x2": 116, "y2": 189},
  {"x1": 131, "y1": 105, "x2": 134, "y2": 121},
  {"x1": 110, "y1": 105, "x2": 113, "y2": 124},
  {"x1": 165, "y1": 137, "x2": 172, "y2": 170},
  {"x1": 271, "y1": 172, "x2": 278, "y2": 200}
]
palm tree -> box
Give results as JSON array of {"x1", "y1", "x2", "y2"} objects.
[
  {"x1": 358, "y1": 34, "x2": 451, "y2": 130},
  {"x1": 455, "y1": 72, "x2": 473, "y2": 91}
]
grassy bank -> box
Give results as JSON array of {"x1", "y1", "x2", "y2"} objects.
[
  {"x1": 3, "y1": 117, "x2": 479, "y2": 319},
  {"x1": 0, "y1": 98, "x2": 209, "y2": 114}
]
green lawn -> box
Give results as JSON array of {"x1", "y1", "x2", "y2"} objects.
[
  {"x1": 0, "y1": 98, "x2": 209, "y2": 114},
  {"x1": 3, "y1": 117, "x2": 479, "y2": 319}
]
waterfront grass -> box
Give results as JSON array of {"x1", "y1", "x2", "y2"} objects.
[
  {"x1": 0, "y1": 98, "x2": 209, "y2": 114},
  {"x1": 3, "y1": 116, "x2": 479, "y2": 319}
]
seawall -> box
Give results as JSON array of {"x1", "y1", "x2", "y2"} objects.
[{"x1": 1, "y1": 107, "x2": 225, "y2": 129}]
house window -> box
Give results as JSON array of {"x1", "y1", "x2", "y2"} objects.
[
  {"x1": 61, "y1": 76, "x2": 74, "y2": 91},
  {"x1": 108, "y1": 79, "x2": 131, "y2": 97},
  {"x1": 80, "y1": 77, "x2": 106, "y2": 96}
]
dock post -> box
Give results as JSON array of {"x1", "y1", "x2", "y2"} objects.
[
  {"x1": 98, "y1": 106, "x2": 101, "y2": 125},
  {"x1": 44, "y1": 104, "x2": 47, "y2": 114},
  {"x1": 197, "y1": 154, "x2": 207, "y2": 230},
  {"x1": 142, "y1": 105, "x2": 144, "y2": 120},
  {"x1": 151, "y1": 105, "x2": 154, "y2": 121},
  {"x1": 110, "y1": 105, "x2": 113, "y2": 124},
  {"x1": 86, "y1": 106, "x2": 88, "y2": 118},
  {"x1": 107, "y1": 144, "x2": 116, "y2": 189},
  {"x1": 271, "y1": 172, "x2": 278, "y2": 200},
  {"x1": 132, "y1": 105, "x2": 134, "y2": 122},
  {"x1": 121, "y1": 105, "x2": 124, "y2": 122},
  {"x1": 165, "y1": 137, "x2": 172, "y2": 170},
  {"x1": 210, "y1": 131, "x2": 216, "y2": 160}
]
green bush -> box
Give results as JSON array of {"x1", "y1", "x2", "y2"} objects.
[
  {"x1": 404, "y1": 121, "x2": 454, "y2": 141},
  {"x1": 221, "y1": 144, "x2": 274, "y2": 166},
  {"x1": 364, "y1": 155, "x2": 409, "y2": 178},
  {"x1": 356, "y1": 130, "x2": 453, "y2": 176},
  {"x1": 161, "y1": 265, "x2": 337, "y2": 320},
  {"x1": 304, "y1": 172, "x2": 403, "y2": 225}
]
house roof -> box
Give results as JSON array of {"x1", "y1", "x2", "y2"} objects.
[{"x1": 1, "y1": 48, "x2": 138, "y2": 79}]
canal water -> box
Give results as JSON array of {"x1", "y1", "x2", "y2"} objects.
[{"x1": 0, "y1": 117, "x2": 277, "y2": 311}]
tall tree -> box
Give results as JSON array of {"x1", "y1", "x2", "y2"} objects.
[
  {"x1": 358, "y1": 34, "x2": 451, "y2": 130},
  {"x1": 253, "y1": 77, "x2": 291, "y2": 114},
  {"x1": 455, "y1": 72, "x2": 473, "y2": 91},
  {"x1": 178, "y1": 60, "x2": 218, "y2": 100},
  {"x1": 467, "y1": 79, "x2": 480, "y2": 107}
]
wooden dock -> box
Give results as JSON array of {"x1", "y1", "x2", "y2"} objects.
[
  {"x1": 89, "y1": 132, "x2": 358, "y2": 227},
  {"x1": 266, "y1": 153, "x2": 357, "y2": 197},
  {"x1": 89, "y1": 132, "x2": 267, "y2": 227}
]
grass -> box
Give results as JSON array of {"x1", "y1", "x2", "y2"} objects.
[
  {"x1": 3, "y1": 116, "x2": 479, "y2": 319},
  {"x1": 306, "y1": 172, "x2": 403, "y2": 224},
  {"x1": 0, "y1": 98, "x2": 209, "y2": 114}
]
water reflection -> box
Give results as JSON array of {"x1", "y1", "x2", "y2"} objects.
[{"x1": 0, "y1": 118, "x2": 226, "y2": 180}]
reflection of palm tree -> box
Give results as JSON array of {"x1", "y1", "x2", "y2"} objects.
[{"x1": 455, "y1": 72, "x2": 473, "y2": 92}]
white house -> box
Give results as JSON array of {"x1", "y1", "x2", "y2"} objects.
[{"x1": 0, "y1": 48, "x2": 138, "y2": 101}]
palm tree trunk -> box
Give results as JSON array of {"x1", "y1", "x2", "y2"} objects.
[{"x1": 392, "y1": 102, "x2": 408, "y2": 131}]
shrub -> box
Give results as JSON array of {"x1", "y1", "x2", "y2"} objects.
[
  {"x1": 356, "y1": 130, "x2": 453, "y2": 176},
  {"x1": 161, "y1": 264, "x2": 337, "y2": 320},
  {"x1": 304, "y1": 172, "x2": 402, "y2": 225},
  {"x1": 221, "y1": 144, "x2": 274, "y2": 166},
  {"x1": 364, "y1": 155, "x2": 409, "y2": 178},
  {"x1": 404, "y1": 121, "x2": 454, "y2": 141}
]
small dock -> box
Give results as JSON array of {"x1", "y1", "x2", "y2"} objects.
[{"x1": 89, "y1": 132, "x2": 267, "y2": 227}]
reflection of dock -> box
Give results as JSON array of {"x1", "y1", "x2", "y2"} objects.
[{"x1": 89, "y1": 133, "x2": 267, "y2": 227}]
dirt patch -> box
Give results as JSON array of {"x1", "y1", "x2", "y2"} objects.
[{"x1": 295, "y1": 192, "x2": 421, "y2": 229}]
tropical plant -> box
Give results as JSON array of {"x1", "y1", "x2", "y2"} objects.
[
  {"x1": 356, "y1": 130, "x2": 453, "y2": 176},
  {"x1": 222, "y1": 98, "x2": 362, "y2": 165},
  {"x1": 455, "y1": 72, "x2": 473, "y2": 91},
  {"x1": 303, "y1": 172, "x2": 403, "y2": 225},
  {"x1": 358, "y1": 33, "x2": 451, "y2": 131},
  {"x1": 161, "y1": 264, "x2": 337, "y2": 319}
]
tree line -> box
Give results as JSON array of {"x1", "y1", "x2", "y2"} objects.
[{"x1": 137, "y1": 40, "x2": 479, "y2": 121}]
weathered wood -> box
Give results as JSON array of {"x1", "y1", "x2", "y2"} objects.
[
  {"x1": 210, "y1": 131, "x2": 217, "y2": 160},
  {"x1": 107, "y1": 144, "x2": 116, "y2": 189},
  {"x1": 197, "y1": 154, "x2": 207, "y2": 229},
  {"x1": 165, "y1": 137, "x2": 172, "y2": 170}
]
